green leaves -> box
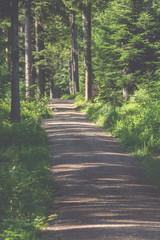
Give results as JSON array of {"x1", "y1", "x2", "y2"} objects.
[
  {"x1": 92, "y1": 0, "x2": 160, "y2": 103},
  {"x1": 77, "y1": 87, "x2": 160, "y2": 155},
  {"x1": 0, "y1": 100, "x2": 56, "y2": 239}
]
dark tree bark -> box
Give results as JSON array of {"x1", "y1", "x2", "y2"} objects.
[
  {"x1": 0, "y1": 0, "x2": 10, "y2": 18},
  {"x1": 35, "y1": 12, "x2": 45, "y2": 98},
  {"x1": 82, "y1": 2, "x2": 92, "y2": 101},
  {"x1": 11, "y1": 0, "x2": 21, "y2": 122},
  {"x1": 71, "y1": 12, "x2": 79, "y2": 93},
  {"x1": 25, "y1": 0, "x2": 34, "y2": 98}
]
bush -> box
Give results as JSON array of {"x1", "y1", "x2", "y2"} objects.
[
  {"x1": 21, "y1": 98, "x2": 53, "y2": 122},
  {"x1": 0, "y1": 120, "x2": 47, "y2": 149},
  {"x1": 80, "y1": 89, "x2": 160, "y2": 155}
]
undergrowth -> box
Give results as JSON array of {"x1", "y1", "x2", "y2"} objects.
[
  {"x1": 0, "y1": 98, "x2": 57, "y2": 239},
  {"x1": 61, "y1": 93, "x2": 76, "y2": 100},
  {"x1": 75, "y1": 90, "x2": 160, "y2": 186}
]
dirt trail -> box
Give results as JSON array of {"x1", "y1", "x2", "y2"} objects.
[{"x1": 42, "y1": 99, "x2": 160, "y2": 240}]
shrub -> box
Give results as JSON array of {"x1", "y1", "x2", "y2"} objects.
[{"x1": 21, "y1": 98, "x2": 53, "y2": 122}]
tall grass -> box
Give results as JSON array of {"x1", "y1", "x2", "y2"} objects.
[{"x1": 0, "y1": 98, "x2": 56, "y2": 239}]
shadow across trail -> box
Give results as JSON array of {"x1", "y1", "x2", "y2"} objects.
[{"x1": 43, "y1": 99, "x2": 160, "y2": 240}]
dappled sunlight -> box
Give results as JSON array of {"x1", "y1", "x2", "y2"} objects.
[
  {"x1": 43, "y1": 99, "x2": 160, "y2": 240},
  {"x1": 44, "y1": 120, "x2": 95, "y2": 127},
  {"x1": 53, "y1": 162, "x2": 125, "y2": 173},
  {"x1": 47, "y1": 221, "x2": 160, "y2": 231},
  {"x1": 97, "y1": 178, "x2": 127, "y2": 182}
]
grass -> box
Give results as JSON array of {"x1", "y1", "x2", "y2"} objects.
[
  {"x1": 61, "y1": 93, "x2": 76, "y2": 100},
  {"x1": 0, "y1": 98, "x2": 57, "y2": 240}
]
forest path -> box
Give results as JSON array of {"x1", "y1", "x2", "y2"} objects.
[{"x1": 42, "y1": 99, "x2": 160, "y2": 240}]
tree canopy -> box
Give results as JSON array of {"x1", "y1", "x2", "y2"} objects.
[{"x1": 0, "y1": 0, "x2": 160, "y2": 110}]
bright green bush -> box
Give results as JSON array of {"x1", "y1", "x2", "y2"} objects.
[
  {"x1": 85, "y1": 103, "x2": 103, "y2": 122},
  {"x1": 21, "y1": 98, "x2": 53, "y2": 122},
  {"x1": 61, "y1": 93, "x2": 76, "y2": 99},
  {"x1": 112, "y1": 90, "x2": 160, "y2": 153},
  {"x1": 75, "y1": 94, "x2": 85, "y2": 110}
]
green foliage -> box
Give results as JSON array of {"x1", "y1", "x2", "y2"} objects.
[
  {"x1": 0, "y1": 98, "x2": 53, "y2": 149},
  {"x1": 0, "y1": 121, "x2": 46, "y2": 149},
  {"x1": 0, "y1": 101, "x2": 10, "y2": 122},
  {"x1": 0, "y1": 21, "x2": 11, "y2": 99},
  {"x1": 0, "y1": 100, "x2": 56, "y2": 239},
  {"x1": 92, "y1": 0, "x2": 160, "y2": 103},
  {"x1": 0, "y1": 62, "x2": 10, "y2": 99},
  {"x1": 74, "y1": 93, "x2": 85, "y2": 110},
  {"x1": 111, "y1": 90, "x2": 160, "y2": 154},
  {"x1": 32, "y1": 1, "x2": 71, "y2": 98},
  {"x1": 21, "y1": 98, "x2": 53, "y2": 122},
  {"x1": 61, "y1": 93, "x2": 76, "y2": 99},
  {"x1": 84, "y1": 102, "x2": 103, "y2": 122}
]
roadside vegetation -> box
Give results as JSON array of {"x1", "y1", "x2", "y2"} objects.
[
  {"x1": 0, "y1": 98, "x2": 57, "y2": 240},
  {"x1": 1, "y1": 0, "x2": 160, "y2": 237},
  {"x1": 75, "y1": 91, "x2": 160, "y2": 187}
]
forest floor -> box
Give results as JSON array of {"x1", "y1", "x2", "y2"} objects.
[{"x1": 42, "y1": 99, "x2": 160, "y2": 240}]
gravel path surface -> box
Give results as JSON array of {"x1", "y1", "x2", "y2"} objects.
[{"x1": 42, "y1": 99, "x2": 160, "y2": 240}]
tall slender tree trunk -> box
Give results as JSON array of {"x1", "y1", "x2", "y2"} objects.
[
  {"x1": 11, "y1": 0, "x2": 21, "y2": 121},
  {"x1": 25, "y1": 0, "x2": 34, "y2": 99},
  {"x1": 68, "y1": 60, "x2": 73, "y2": 94},
  {"x1": 6, "y1": 27, "x2": 11, "y2": 72},
  {"x1": 71, "y1": 12, "x2": 79, "y2": 93},
  {"x1": 35, "y1": 11, "x2": 45, "y2": 98},
  {"x1": 82, "y1": 2, "x2": 92, "y2": 101},
  {"x1": 50, "y1": 78, "x2": 54, "y2": 99},
  {"x1": 122, "y1": 66, "x2": 130, "y2": 102}
]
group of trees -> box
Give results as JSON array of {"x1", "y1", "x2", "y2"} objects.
[
  {"x1": 0, "y1": 0, "x2": 160, "y2": 121},
  {"x1": 0, "y1": 0, "x2": 69, "y2": 121},
  {"x1": 93, "y1": 0, "x2": 160, "y2": 103}
]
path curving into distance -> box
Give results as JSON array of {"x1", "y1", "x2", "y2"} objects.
[{"x1": 42, "y1": 99, "x2": 160, "y2": 240}]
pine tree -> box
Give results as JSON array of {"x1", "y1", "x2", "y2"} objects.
[
  {"x1": 92, "y1": 0, "x2": 160, "y2": 103},
  {"x1": 35, "y1": 10, "x2": 45, "y2": 97},
  {"x1": 82, "y1": 1, "x2": 92, "y2": 101},
  {"x1": 71, "y1": 11, "x2": 79, "y2": 93}
]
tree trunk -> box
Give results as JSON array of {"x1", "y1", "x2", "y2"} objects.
[
  {"x1": 50, "y1": 79, "x2": 54, "y2": 99},
  {"x1": 82, "y1": 3, "x2": 92, "y2": 101},
  {"x1": 123, "y1": 88, "x2": 130, "y2": 102},
  {"x1": 25, "y1": 0, "x2": 34, "y2": 99},
  {"x1": 10, "y1": 0, "x2": 20, "y2": 122},
  {"x1": 71, "y1": 12, "x2": 79, "y2": 93},
  {"x1": 35, "y1": 11, "x2": 45, "y2": 98},
  {"x1": 69, "y1": 60, "x2": 73, "y2": 94}
]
